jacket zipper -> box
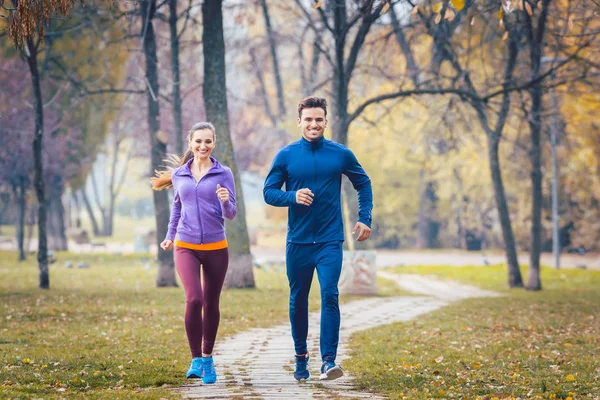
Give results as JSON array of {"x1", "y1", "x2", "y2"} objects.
[
  {"x1": 311, "y1": 146, "x2": 318, "y2": 243},
  {"x1": 192, "y1": 176, "x2": 204, "y2": 243}
]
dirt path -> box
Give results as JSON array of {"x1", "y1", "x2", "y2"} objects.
[{"x1": 179, "y1": 273, "x2": 499, "y2": 399}]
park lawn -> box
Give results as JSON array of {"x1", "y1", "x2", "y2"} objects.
[
  {"x1": 0, "y1": 250, "x2": 402, "y2": 399},
  {"x1": 344, "y1": 265, "x2": 600, "y2": 400}
]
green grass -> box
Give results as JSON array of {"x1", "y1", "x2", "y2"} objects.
[
  {"x1": 0, "y1": 215, "x2": 156, "y2": 246},
  {"x1": 0, "y1": 250, "x2": 400, "y2": 399},
  {"x1": 344, "y1": 265, "x2": 600, "y2": 399}
]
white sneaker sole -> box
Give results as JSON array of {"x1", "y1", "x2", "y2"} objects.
[{"x1": 319, "y1": 365, "x2": 344, "y2": 380}]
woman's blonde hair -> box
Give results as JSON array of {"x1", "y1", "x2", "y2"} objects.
[{"x1": 151, "y1": 122, "x2": 216, "y2": 190}]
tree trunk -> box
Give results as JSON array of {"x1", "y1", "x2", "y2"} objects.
[
  {"x1": 261, "y1": 0, "x2": 286, "y2": 117},
  {"x1": 141, "y1": 0, "x2": 178, "y2": 287},
  {"x1": 453, "y1": 168, "x2": 466, "y2": 249},
  {"x1": 47, "y1": 178, "x2": 68, "y2": 251},
  {"x1": 14, "y1": 178, "x2": 27, "y2": 261},
  {"x1": 390, "y1": 4, "x2": 420, "y2": 86},
  {"x1": 169, "y1": 0, "x2": 184, "y2": 155},
  {"x1": 487, "y1": 135, "x2": 523, "y2": 287},
  {"x1": 527, "y1": 86, "x2": 543, "y2": 291},
  {"x1": 26, "y1": 37, "x2": 49, "y2": 289},
  {"x1": 417, "y1": 171, "x2": 440, "y2": 249},
  {"x1": 203, "y1": 0, "x2": 255, "y2": 289},
  {"x1": 80, "y1": 189, "x2": 100, "y2": 236},
  {"x1": 525, "y1": 1, "x2": 551, "y2": 291}
]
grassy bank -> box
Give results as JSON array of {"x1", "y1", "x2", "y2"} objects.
[
  {"x1": 0, "y1": 250, "x2": 401, "y2": 399},
  {"x1": 344, "y1": 265, "x2": 600, "y2": 399}
]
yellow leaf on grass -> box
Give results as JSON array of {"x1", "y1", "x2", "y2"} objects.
[
  {"x1": 564, "y1": 342, "x2": 573, "y2": 347},
  {"x1": 313, "y1": 1, "x2": 323, "y2": 9},
  {"x1": 433, "y1": 2, "x2": 443, "y2": 13},
  {"x1": 451, "y1": 0, "x2": 465, "y2": 10},
  {"x1": 566, "y1": 374, "x2": 576, "y2": 382},
  {"x1": 473, "y1": 362, "x2": 482, "y2": 369}
]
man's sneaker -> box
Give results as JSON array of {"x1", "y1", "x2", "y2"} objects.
[
  {"x1": 201, "y1": 356, "x2": 217, "y2": 384},
  {"x1": 319, "y1": 360, "x2": 343, "y2": 380},
  {"x1": 186, "y1": 357, "x2": 203, "y2": 379},
  {"x1": 294, "y1": 354, "x2": 310, "y2": 381}
]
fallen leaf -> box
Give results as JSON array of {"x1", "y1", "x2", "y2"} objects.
[
  {"x1": 433, "y1": 2, "x2": 443, "y2": 13},
  {"x1": 410, "y1": 5, "x2": 419, "y2": 16},
  {"x1": 435, "y1": 356, "x2": 444, "y2": 363},
  {"x1": 313, "y1": 1, "x2": 323, "y2": 9},
  {"x1": 502, "y1": 31, "x2": 509, "y2": 40},
  {"x1": 566, "y1": 374, "x2": 576, "y2": 382},
  {"x1": 525, "y1": 2, "x2": 533, "y2": 16},
  {"x1": 451, "y1": 0, "x2": 465, "y2": 10}
]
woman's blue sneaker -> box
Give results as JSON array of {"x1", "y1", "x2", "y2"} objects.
[
  {"x1": 319, "y1": 360, "x2": 343, "y2": 380},
  {"x1": 294, "y1": 354, "x2": 310, "y2": 381},
  {"x1": 202, "y1": 356, "x2": 217, "y2": 384},
  {"x1": 186, "y1": 357, "x2": 203, "y2": 379}
]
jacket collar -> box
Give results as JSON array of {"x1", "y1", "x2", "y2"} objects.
[
  {"x1": 300, "y1": 135, "x2": 325, "y2": 149},
  {"x1": 174, "y1": 157, "x2": 221, "y2": 177}
]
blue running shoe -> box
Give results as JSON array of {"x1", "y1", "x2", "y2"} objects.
[
  {"x1": 202, "y1": 356, "x2": 217, "y2": 384},
  {"x1": 186, "y1": 357, "x2": 203, "y2": 379},
  {"x1": 319, "y1": 360, "x2": 343, "y2": 380},
  {"x1": 294, "y1": 354, "x2": 310, "y2": 381}
]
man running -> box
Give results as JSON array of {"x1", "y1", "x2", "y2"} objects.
[{"x1": 263, "y1": 96, "x2": 373, "y2": 381}]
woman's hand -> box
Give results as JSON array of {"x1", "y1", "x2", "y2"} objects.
[
  {"x1": 160, "y1": 239, "x2": 173, "y2": 251},
  {"x1": 216, "y1": 184, "x2": 229, "y2": 203}
]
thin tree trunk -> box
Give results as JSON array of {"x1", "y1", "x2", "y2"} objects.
[
  {"x1": 90, "y1": 167, "x2": 108, "y2": 236},
  {"x1": 169, "y1": 0, "x2": 184, "y2": 155},
  {"x1": 525, "y1": 0, "x2": 551, "y2": 291},
  {"x1": 390, "y1": 4, "x2": 420, "y2": 86},
  {"x1": 453, "y1": 168, "x2": 466, "y2": 249},
  {"x1": 14, "y1": 178, "x2": 27, "y2": 261},
  {"x1": 488, "y1": 135, "x2": 523, "y2": 287},
  {"x1": 46, "y1": 178, "x2": 67, "y2": 251},
  {"x1": 26, "y1": 37, "x2": 49, "y2": 289},
  {"x1": 260, "y1": 0, "x2": 286, "y2": 117},
  {"x1": 141, "y1": 0, "x2": 177, "y2": 287},
  {"x1": 250, "y1": 48, "x2": 277, "y2": 126},
  {"x1": 80, "y1": 189, "x2": 100, "y2": 236},
  {"x1": 203, "y1": 0, "x2": 255, "y2": 288},
  {"x1": 25, "y1": 206, "x2": 36, "y2": 255}
]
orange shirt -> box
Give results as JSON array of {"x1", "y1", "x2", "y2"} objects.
[{"x1": 175, "y1": 239, "x2": 228, "y2": 251}]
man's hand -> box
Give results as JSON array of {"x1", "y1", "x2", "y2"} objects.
[
  {"x1": 160, "y1": 239, "x2": 173, "y2": 251},
  {"x1": 295, "y1": 188, "x2": 314, "y2": 206},
  {"x1": 352, "y1": 222, "x2": 371, "y2": 242}
]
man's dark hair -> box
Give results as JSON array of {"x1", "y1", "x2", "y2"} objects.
[{"x1": 298, "y1": 97, "x2": 327, "y2": 118}]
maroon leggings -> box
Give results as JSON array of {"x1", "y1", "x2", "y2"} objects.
[{"x1": 174, "y1": 246, "x2": 229, "y2": 357}]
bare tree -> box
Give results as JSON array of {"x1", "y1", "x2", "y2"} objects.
[
  {"x1": 203, "y1": 0, "x2": 255, "y2": 288},
  {"x1": 140, "y1": 0, "x2": 178, "y2": 287}
]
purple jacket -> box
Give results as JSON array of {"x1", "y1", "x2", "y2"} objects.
[{"x1": 165, "y1": 157, "x2": 237, "y2": 244}]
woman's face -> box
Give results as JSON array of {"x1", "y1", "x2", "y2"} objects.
[{"x1": 189, "y1": 129, "x2": 215, "y2": 161}]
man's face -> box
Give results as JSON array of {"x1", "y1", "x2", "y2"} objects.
[{"x1": 297, "y1": 107, "x2": 327, "y2": 142}]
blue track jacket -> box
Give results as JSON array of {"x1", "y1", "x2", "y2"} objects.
[{"x1": 263, "y1": 136, "x2": 373, "y2": 244}]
